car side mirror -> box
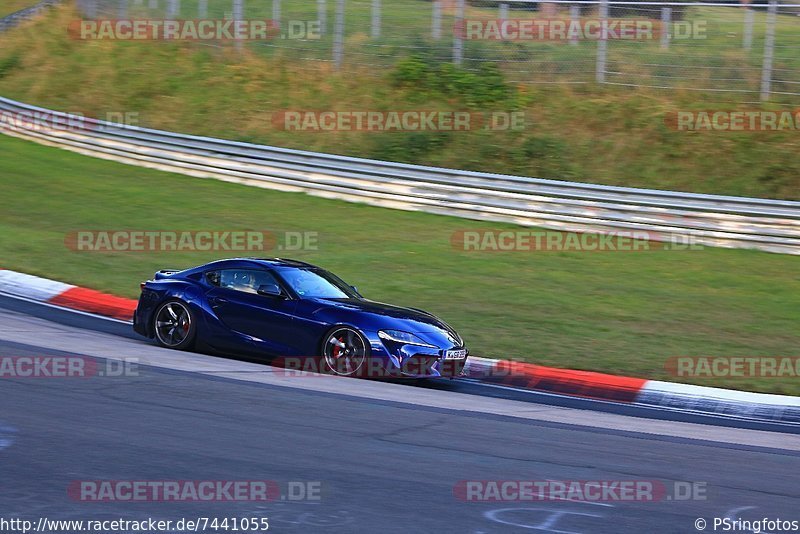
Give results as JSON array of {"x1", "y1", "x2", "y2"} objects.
[{"x1": 257, "y1": 283, "x2": 285, "y2": 298}]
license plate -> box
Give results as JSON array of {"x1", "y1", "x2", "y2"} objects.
[{"x1": 444, "y1": 349, "x2": 467, "y2": 360}]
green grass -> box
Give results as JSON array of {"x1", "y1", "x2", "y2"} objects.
[
  {"x1": 0, "y1": 0, "x2": 36, "y2": 17},
  {"x1": 1, "y1": 133, "x2": 798, "y2": 395}
]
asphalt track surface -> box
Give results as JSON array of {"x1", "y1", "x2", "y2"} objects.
[{"x1": 0, "y1": 297, "x2": 798, "y2": 533}]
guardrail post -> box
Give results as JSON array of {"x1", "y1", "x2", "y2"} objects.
[
  {"x1": 371, "y1": 0, "x2": 380, "y2": 38},
  {"x1": 118, "y1": 0, "x2": 127, "y2": 17},
  {"x1": 569, "y1": 5, "x2": 579, "y2": 46},
  {"x1": 660, "y1": 7, "x2": 671, "y2": 50},
  {"x1": 743, "y1": 6, "x2": 754, "y2": 50},
  {"x1": 499, "y1": 2, "x2": 508, "y2": 21},
  {"x1": 596, "y1": 0, "x2": 608, "y2": 83},
  {"x1": 453, "y1": 0, "x2": 464, "y2": 65},
  {"x1": 333, "y1": 0, "x2": 345, "y2": 69},
  {"x1": 760, "y1": 0, "x2": 777, "y2": 101},
  {"x1": 198, "y1": 0, "x2": 207, "y2": 18},
  {"x1": 318, "y1": 0, "x2": 326, "y2": 36},
  {"x1": 431, "y1": 0, "x2": 441, "y2": 40},
  {"x1": 272, "y1": 0, "x2": 280, "y2": 26}
]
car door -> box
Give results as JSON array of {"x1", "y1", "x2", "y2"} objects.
[{"x1": 205, "y1": 268, "x2": 300, "y2": 356}]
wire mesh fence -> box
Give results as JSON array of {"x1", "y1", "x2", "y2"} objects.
[{"x1": 73, "y1": 0, "x2": 800, "y2": 103}]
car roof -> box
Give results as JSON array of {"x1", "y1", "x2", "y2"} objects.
[{"x1": 197, "y1": 258, "x2": 319, "y2": 270}]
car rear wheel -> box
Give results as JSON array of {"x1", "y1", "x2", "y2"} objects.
[
  {"x1": 153, "y1": 300, "x2": 196, "y2": 350},
  {"x1": 322, "y1": 327, "x2": 368, "y2": 376}
]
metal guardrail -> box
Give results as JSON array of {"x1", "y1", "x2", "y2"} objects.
[
  {"x1": 0, "y1": 0, "x2": 61, "y2": 32},
  {"x1": 1, "y1": 95, "x2": 799, "y2": 254}
]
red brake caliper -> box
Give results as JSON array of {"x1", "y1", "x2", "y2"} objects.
[{"x1": 332, "y1": 337, "x2": 344, "y2": 358}]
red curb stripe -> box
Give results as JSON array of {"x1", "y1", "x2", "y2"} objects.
[
  {"x1": 480, "y1": 360, "x2": 647, "y2": 402},
  {"x1": 48, "y1": 287, "x2": 137, "y2": 321}
]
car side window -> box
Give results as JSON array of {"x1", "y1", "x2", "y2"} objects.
[
  {"x1": 218, "y1": 269, "x2": 279, "y2": 295},
  {"x1": 205, "y1": 270, "x2": 221, "y2": 287}
]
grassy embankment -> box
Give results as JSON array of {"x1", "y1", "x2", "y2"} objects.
[
  {"x1": 0, "y1": 2, "x2": 798, "y2": 198},
  {"x1": 0, "y1": 0, "x2": 38, "y2": 17}
]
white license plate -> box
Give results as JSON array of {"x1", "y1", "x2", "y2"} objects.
[{"x1": 444, "y1": 349, "x2": 467, "y2": 360}]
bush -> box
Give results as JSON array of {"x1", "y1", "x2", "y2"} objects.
[{"x1": 391, "y1": 54, "x2": 514, "y2": 107}]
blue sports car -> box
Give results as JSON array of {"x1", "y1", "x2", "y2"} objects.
[{"x1": 133, "y1": 258, "x2": 468, "y2": 378}]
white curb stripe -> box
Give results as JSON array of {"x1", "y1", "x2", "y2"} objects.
[
  {"x1": 636, "y1": 381, "x2": 800, "y2": 424},
  {"x1": 639, "y1": 380, "x2": 800, "y2": 408},
  {"x1": 0, "y1": 270, "x2": 74, "y2": 302}
]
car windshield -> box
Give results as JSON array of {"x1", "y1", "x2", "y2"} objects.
[{"x1": 279, "y1": 268, "x2": 358, "y2": 299}]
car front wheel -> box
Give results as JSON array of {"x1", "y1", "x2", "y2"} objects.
[{"x1": 321, "y1": 326, "x2": 369, "y2": 376}]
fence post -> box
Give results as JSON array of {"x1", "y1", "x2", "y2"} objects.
[
  {"x1": 233, "y1": 0, "x2": 243, "y2": 50},
  {"x1": 760, "y1": 0, "x2": 777, "y2": 101},
  {"x1": 569, "y1": 5, "x2": 579, "y2": 46},
  {"x1": 499, "y1": 2, "x2": 508, "y2": 21},
  {"x1": 333, "y1": 0, "x2": 345, "y2": 69},
  {"x1": 743, "y1": 7, "x2": 754, "y2": 50},
  {"x1": 198, "y1": 0, "x2": 207, "y2": 18},
  {"x1": 148, "y1": 0, "x2": 156, "y2": 10},
  {"x1": 318, "y1": 0, "x2": 326, "y2": 36},
  {"x1": 167, "y1": 0, "x2": 178, "y2": 18},
  {"x1": 596, "y1": 0, "x2": 608, "y2": 83},
  {"x1": 432, "y1": 0, "x2": 441, "y2": 40},
  {"x1": 272, "y1": 0, "x2": 280, "y2": 26},
  {"x1": 453, "y1": 0, "x2": 464, "y2": 65},
  {"x1": 118, "y1": 0, "x2": 127, "y2": 18},
  {"x1": 371, "y1": 0, "x2": 380, "y2": 38},
  {"x1": 660, "y1": 7, "x2": 671, "y2": 50}
]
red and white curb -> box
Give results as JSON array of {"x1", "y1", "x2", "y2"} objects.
[
  {"x1": 464, "y1": 359, "x2": 800, "y2": 425},
  {"x1": 0, "y1": 269, "x2": 136, "y2": 321},
  {"x1": 1, "y1": 269, "x2": 797, "y2": 425}
]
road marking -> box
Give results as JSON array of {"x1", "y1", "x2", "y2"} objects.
[
  {"x1": 484, "y1": 504, "x2": 611, "y2": 532},
  {"x1": 722, "y1": 507, "x2": 758, "y2": 533},
  {"x1": 0, "y1": 423, "x2": 17, "y2": 452}
]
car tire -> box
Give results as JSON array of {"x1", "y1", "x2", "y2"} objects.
[
  {"x1": 153, "y1": 299, "x2": 196, "y2": 350},
  {"x1": 320, "y1": 326, "x2": 370, "y2": 377}
]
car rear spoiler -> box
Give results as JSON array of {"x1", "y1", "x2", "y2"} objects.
[{"x1": 154, "y1": 269, "x2": 181, "y2": 280}]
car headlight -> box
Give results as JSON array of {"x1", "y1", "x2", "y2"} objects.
[{"x1": 378, "y1": 330, "x2": 438, "y2": 349}]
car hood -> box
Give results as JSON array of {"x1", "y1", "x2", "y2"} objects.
[{"x1": 309, "y1": 297, "x2": 460, "y2": 340}]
